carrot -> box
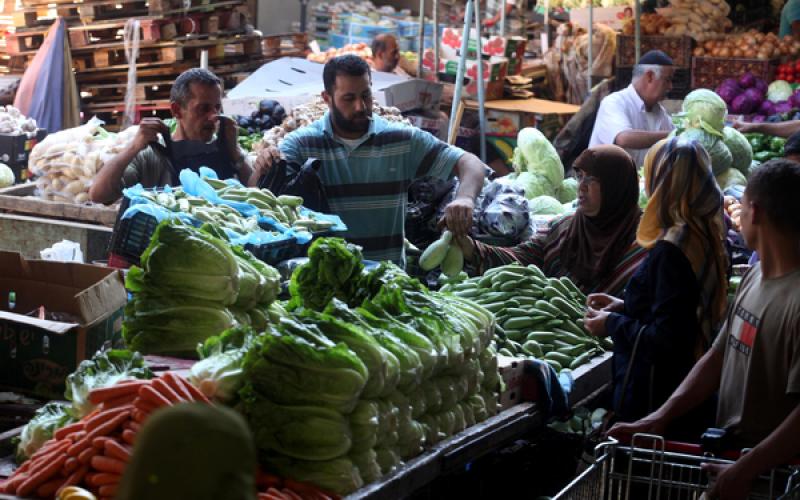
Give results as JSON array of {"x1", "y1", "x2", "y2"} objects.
[
  {"x1": 67, "y1": 436, "x2": 93, "y2": 457},
  {"x1": 54, "y1": 422, "x2": 86, "y2": 440},
  {"x1": 87, "y1": 472, "x2": 122, "y2": 487},
  {"x1": 163, "y1": 372, "x2": 195, "y2": 401},
  {"x1": 29, "y1": 441, "x2": 70, "y2": 470},
  {"x1": 99, "y1": 483, "x2": 119, "y2": 497},
  {"x1": 134, "y1": 398, "x2": 157, "y2": 414},
  {"x1": 124, "y1": 420, "x2": 141, "y2": 433},
  {"x1": 138, "y1": 384, "x2": 172, "y2": 407},
  {"x1": 181, "y1": 378, "x2": 211, "y2": 403},
  {"x1": 29, "y1": 438, "x2": 69, "y2": 462},
  {"x1": 58, "y1": 464, "x2": 89, "y2": 492},
  {"x1": 93, "y1": 436, "x2": 110, "y2": 449},
  {"x1": 64, "y1": 457, "x2": 79, "y2": 474},
  {"x1": 152, "y1": 377, "x2": 185, "y2": 403},
  {"x1": 282, "y1": 489, "x2": 304, "y2": 500},
  {"x1": 36, "y1": 477, "x2": 65, "y2": 498},
  {"x1": 132, "y1": 409, "x2": 148, "y2": 424},
  {"x1": 104, "y1": 440, "x2": 131, "y2": 462},
  {"x1": 78, "y1": 445, "x2": 100, "y2": 464},
  {"x1": 99, "y1": 392, "x2": 138, "y2": 410},
  {"x1": 88, "y1": 410, "x2": 131, "y2": 439},
  {"x1": 85, "y1": 405, "x2": 133, "y2": 433},
  {"x1": 91, "y1": 455, "x2": 126, "y2": 475},
  {"x1": 16, "y1": 451, "x2": 67, "y2": 496},
  {"x1": 121, "y1": 429, "x2": 136, "y2": 445},
  {"x1": 3, "y1": 475, "x2": 26, "y2": 495},
  {"x1": 66, "y1": 430, "x2": 87, "y2": 442},
  {"x1": 89, "y1": 381, "x2": 148, "y2": 405}
]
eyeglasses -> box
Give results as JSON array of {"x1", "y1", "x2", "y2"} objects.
[{"x1": 575, "y1": 171, "x2": 599, "y2": 187}]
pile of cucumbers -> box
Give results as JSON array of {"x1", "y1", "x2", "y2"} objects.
[{"x1": 441, "y1": 264, "x2": 612, "y2": 372}]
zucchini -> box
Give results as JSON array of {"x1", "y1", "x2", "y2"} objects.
[
  {"x1": 552, "y1": 297, "x2": 584, "y2": 320},
  {"x1": 569, "y1": 351, "x2": 594, "y2": 369},
  {"x1": 535, "y1": 300, "x2": 564, "y2": 317},
  {"x1": 561, "y1": 320, "x2": 589, "y2": 338},
  {"x1": 548, "y1": 278, "x2": 574, "y2": 299},
  {"x1": 544, "y1": 318, "x2": 564, "y2": 329},
  {"x1": 505, "y1": 330, "x2": 526, "y2": 342},
  {"x1": 544, "y1": 359, "x2": 563, "y2": 372},
  {"x1": 526, "y1": 331, "x2": 557, "y2": 343},
  {"x1": 498, "y1": 348, "x2": 514, "y2": 357},
  {"x1": 441, "y1": 244, "x2": 464, "y2": 278},
  {"x1": 522, "y1": 340, "x2": 543, "y2": 357},
  {"x1": 544, "y1": 351, "x2": 573, "y2": 366},
  {"x1": 559, "y1": 276, "x2": 587, "y2": 303},
  {"x1": 553, "y1": 329, "x2": 590, "y2": 346},
  {"x1": 543, "y1": 285, "x2": 571, "y2": 301},
  {"x1": 504, "y1": 317, "x2": 538, "y2": 330},
  {"x1": 526, "y1": 264, "x2": 546, "y2": 279},
  {"x1": 420, "y1": 231, "x2": 453, "y2": 270}
]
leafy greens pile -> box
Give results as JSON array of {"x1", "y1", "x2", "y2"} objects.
[
  {"x1": 123, "y1": 220, "x2": 281, "y2": 357},
  {"x1": 203, "y1": 237, "x2": 502, "y2": 495}
]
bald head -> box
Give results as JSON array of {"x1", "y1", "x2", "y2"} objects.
[{"x1": 371, "y1": 34, "x2": 399, "y2": 73}]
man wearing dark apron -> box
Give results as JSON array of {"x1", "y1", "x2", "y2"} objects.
[{"x1": 89, "y1": 68, "x2": 263, "y2": 204}]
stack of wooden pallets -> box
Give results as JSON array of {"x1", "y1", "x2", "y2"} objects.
[{"x1": 6, "y1": 0, "x2": 302, "y2": 129}]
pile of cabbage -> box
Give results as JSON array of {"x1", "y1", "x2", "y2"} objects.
[
  {"x1": 504, "y1": 127, "x2": 577, "y2": 217},
  {"x1": 191, "y1": 238, "x2": 500, "y2": 495},
  {"x1": 672, "y1": 89, "x2": 752, "y2": 192},
  {"x1": 716, "y1": 72, "x2": 800, "y2": 123}
]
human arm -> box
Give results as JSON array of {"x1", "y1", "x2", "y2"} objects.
[
  {"x1": 89, "y1": 118, "x2": 169, "y2": 204},
  {"x1": 218, "y1": 116, "x2": 254, "y2": 184},
  {"x1": 454, "y1": 233, "x2": 547, "y2": 273},
  {"x1": 247, "y1": 147, "x2": 281, "y2": 187},
  {"x1": 442, "y1": 153, "x2": 485, "y2": 236},
  {"x1": 733, "y1": 119, "x2": 800, "y2": 137},
  {"x1": 587, "y1": 293, "x2": 624, "y2": 313},
  {"x1": 613, "y1": 130, "x2": 671, "y2": 150}
]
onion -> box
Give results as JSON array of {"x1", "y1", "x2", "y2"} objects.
[
  {"x1": 719, "y1": 47, "x2": 731, "y2": 57},
  {"x1": 733, "y1": 48, "x2": 744, "y2": 58},
  {"x1": 744, "y1": 49, "x2": 757, "y2": 58},
  {"x1": 757, "y1": 51, "x2": 769, "y2": 60},
  {"x1": 693, "y1": 47, "x2": 705, "y2": 57},
  {"x1": 704, "y1": 40, "x2": 715, "y2": 51}
]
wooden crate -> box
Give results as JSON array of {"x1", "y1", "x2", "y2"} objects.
[
  {"x1": 0, "y1": 183, "x2": 118, "y2": 226},
  {"x1": 616, "y1": 35, "x2": 694, "y2": 68},
  {"x1": 691, "y1": 56, "x2": 778, "y2": 90}
]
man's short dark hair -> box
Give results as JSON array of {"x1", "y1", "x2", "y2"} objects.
[
  {"x1": 323, "y1": 55, "x2": 371, "y2": 95},
  {"x1": 170, "y1": 68, "x2": 222, "y2": 107},
  {"x1": 746, "y1": 158, "x2": 800, "y2": 235},
  {"x1": 784, "y1": 130, "x2": 800, "y2": 157}
]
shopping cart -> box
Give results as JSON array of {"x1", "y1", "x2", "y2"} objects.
[{"x1": 553, "y1": 433, "x2": 800, "y2": 500}]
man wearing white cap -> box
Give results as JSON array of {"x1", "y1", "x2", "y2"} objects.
[{"x1": 589, "y1": 50, "x2": 676, "y2": 166}]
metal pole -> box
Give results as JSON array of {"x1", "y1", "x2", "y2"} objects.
[
  {"x1": 500, "y1": 0, "x2": 506, "y2": 37},
  {"x1": 543, "y1": 0, "x2": 550, "y2": 51},
  {"x1": 448, "y1": 0, "x2": 474, "y2": 142},
  {"x1": 475, "y1": 0, "x2": 486, "y2": 163},
  {"x1": 417, "y1": 0, "x2": 426, "y2": 78},
  {"x1": 587, "y1": 3, "x2": 592, "y2": 99},
  {"x1": 433, "y1": 0, "x2": 439, "y2": 79},
  {"x1": 200, "y1": 49, "x2": 209, "y2": 69},
  {"x1": 635, "y1": 0, "x2": 641, "y2": 63},
  {"x1": 299, "y1": 0, "x2": 309, "y2": 33}
]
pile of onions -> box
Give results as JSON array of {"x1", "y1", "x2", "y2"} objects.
[{"x1": 692, "y1": 31, "x2": 800, "y2": 60}]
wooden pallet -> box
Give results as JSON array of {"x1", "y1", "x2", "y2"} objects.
[
  {"x1": 80, "y1": 78, "x2": 174, "y2": 103},
  {"x1": 7, "y1": 5, "x2": 251, "y2": 54},
  {"x1": 262, "y1": 31, "x2": 308, "y2": 58}
]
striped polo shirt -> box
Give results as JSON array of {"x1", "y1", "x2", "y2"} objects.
[{"x1": 280, "y1": 112, "x2": 464, "y2": 265}]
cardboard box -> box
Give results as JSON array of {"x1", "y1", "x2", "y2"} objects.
[
  {"x1": 569, "y1": 6, "x2": 631, "y2": 31},
  {"x1": 223, "y1": 57, "x2": 443, "y2": 115},
  {"x1": 0, "y1": 252, "x2": 127, "y2": 398},
  {"x1": 440, "y1": 28, "x2": 527, "y2": 61},
  {"x1": 0, "y1": 129, "x2": 47, "y2": 183},
  {"x1": 498, "y1": 355, "x2": 539, "y2": 410}
]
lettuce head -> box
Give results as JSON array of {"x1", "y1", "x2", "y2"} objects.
[
  {"x1": 722, "y1": 126, "x2": 754, "y2": 176},
  {"x1": 512, "y1": 127, "x2": 564, "y2": 187},
  {"x1": 682, "y1": 89, "x2": 727, "y2": 136}
]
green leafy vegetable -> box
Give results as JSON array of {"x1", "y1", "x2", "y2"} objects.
[
  {"x1": 15, "y1": 402, "x2": 74, "y2": 463},
  {"x1": 529, "y1": 195, "x2": 566, "y2": 215},
  {"x1": 681, "y1": 89, "x2": 728, "y2": 136},
  {"x1": 680, "y1": 128, "x2": 733, "y2": 175},
  {"x1": 288, "y1": 237, "x2": 365, "y2": 311},
  {"x1": 512, "y1": 127, "x2": 564, "y2": 188},
  {"x1": 189, "y1": 327, "x2": 258, "y2": 403},
  {"x1": 557, "y1": 177, "x2": 578, "y2": 203},
  {"x1": 722, "y1": 127, "x2": 754, "y2": 177}
]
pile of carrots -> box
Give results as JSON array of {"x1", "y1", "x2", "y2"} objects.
[
  {"x1": 0, "y1": 372, "x2": 209, "y2": 499},
  {"x1": 256, "y1": 471, "x2": 339, "y2": 500}
]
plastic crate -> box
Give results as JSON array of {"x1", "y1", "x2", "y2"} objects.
[
  {"x1": 244, "y1": 236, "x2": 303, "y2": 265},
  {"x1": 691, "y1": 56, "x2": 778, "y2": 91},
  {"x1": 108, "y1": 209, "x2": 159, "y2": 268},
  {"x1": 614, "y1": 66, "x2": 691, "y2": 99},
  {"x1": 616, "y1": 35, "x2": 693, "y2": 68}
]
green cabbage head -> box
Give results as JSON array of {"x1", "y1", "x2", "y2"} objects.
[
  {"x1": 722, "y1": 126, "x2": 754, "y2": 176},
  {"x1": 682, "y1": 89, "x2": 728, "y2": 136},
  {"x1": 512, "y1": 127, "x2": 564, "y2": 187},
  {"x1": 680, "y1": 128, "x2": 733, "y2": 176},
  {"x1": 529, "y1": 195, "x2": 566, "y2": 216}
]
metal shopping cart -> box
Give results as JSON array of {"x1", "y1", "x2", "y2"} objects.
[{"x1": 553, "y1": 434, "x2": 800, "y2": 500}]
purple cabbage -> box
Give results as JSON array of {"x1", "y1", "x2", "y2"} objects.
[
  {"x1": 759, "y1": 100, "x2": 776, "y2": 115},
  {"x1": 731, "y1": 93, "x2": 757, "y2": 114},
  {"x1": 716, "y1": 84, "x2": 741, "y2": 105},
  {"x1": 754, "y1": 78, "x2": 769, "y2": 95},
  {"x1": 738, "y1": 72, "x2": 757, "y2": 89},
  {"x1": 790, "y1": 91, "x2": 800, "y2": 109},
  {"x1": 774, "y1": 100, "x2": 794, "y2": 114},
  {"x1": 743, "y1": 87, "x2": 765, "y2": 103}
]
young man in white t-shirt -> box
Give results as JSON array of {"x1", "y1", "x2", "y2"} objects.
[{"x1": 608, "y1": 159, "x2": 800, "y2": 500}]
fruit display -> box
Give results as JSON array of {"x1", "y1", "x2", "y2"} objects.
[
  {"x1": 444, "y1": 264, "x2": 611, "y2": 372},
  {"x1": 622, "y1": 13, "x2": 671, "y2": 36},
  {"x1": 307, "y1": 42, "x2": 372, "y2": 65},
  {"x1": 661, "y1": 0, "x2": 732, "y2": 41}
]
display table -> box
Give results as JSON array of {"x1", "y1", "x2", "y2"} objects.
[
  {"x1": 348, "y1": 403, "x2": 543, "y2": 499},
  {"x1": 569, "y1": 351, "x2": 613, "y2": 407}
]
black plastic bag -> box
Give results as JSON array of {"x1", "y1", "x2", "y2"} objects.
[{"x1": 259, "y1": 157, "x2": 331, "y2": 214}]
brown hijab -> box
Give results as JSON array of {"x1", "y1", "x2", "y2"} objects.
[{"x1": 560, "y1": 145, "x2": 641, "y2": 285}]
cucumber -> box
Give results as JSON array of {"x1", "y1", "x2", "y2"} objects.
[
  {"x1": 535, "y1": 300, "x2": 564, "y2": 317},
  {"x1": 544, "y1": 319, "x2": 564, "y2": 329},
  {"x1": 507, "y1": 339, "x2": 524, "y2": 354},
  {"x1": 543, "y1": 285, "x2": 571, "y2": 302},
  {"x1": 483, "y1": 302, "x2": 505, "y2": 313},
  {"x1": 526, "y1": 331, "x2": 557, "y2": 343},
  {"x1": 553, "y1": 329, "x2": 590, "y2": 346},
  {"x1": 557, "y1": 343, "x2": 592, "y2": 357},
  {"x1": 561, "y1": 320, "x2": 589, "y2": 338},
  {"x1": 549, "y1": 278, "x2": 574, "y2": 299},
  {"x1": 559, "y1": 276, "x2": 587, "y2": 303},
  {"x1": 505, "y1": 330, "x2": 526, "y2": 342},
  {"x1": 522, "y1": 340, "x2": 543, "y2": 357},
  {"x1": 528, "y1": 307, "x2": 556, "y2": 319},
  {"x1": 569, "y1": 351, "x2": 594, "y2": 369},
  {"x1": 505, "y1": 307, "x2": 533, "y2": 317},
  {"x1": 552, "y1": 297, "x2": 584, "y2": 320},
  {"x1": 491, "y1": 271, "x2": 526, "y2": 287},
  {"x1": 601, "y1": 337, "x2": 614, "y2": 350},
  {"x1": 544, "y1": 359, "x2": 563, "y2": 372},
  {"x1": 504, "y1": 317, "x2": 538, "y2": 330},
  {"x1": 498, "y1": 348, "x2": 514, "y2": 357},
  {"x1": 455, "y1": 288, "x2": 481, "y2": 299},
  {"x1": 544, "y1": 351, "x2": 574, "y2": 366},
  {"x1": 526, "y1": 264, "x2": 546, "y2": 279}
]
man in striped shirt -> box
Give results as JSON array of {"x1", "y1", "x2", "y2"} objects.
[{"x1": 251, "y1": 55, "x2": 486, "y2": 266}]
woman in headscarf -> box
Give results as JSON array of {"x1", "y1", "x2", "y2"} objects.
[
  {"x1": 456, "y1": 144, "x2": 647, "y2": 297},
  {"x1": 584, "y1": 137, "x2": 729, "y2": 430}
]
